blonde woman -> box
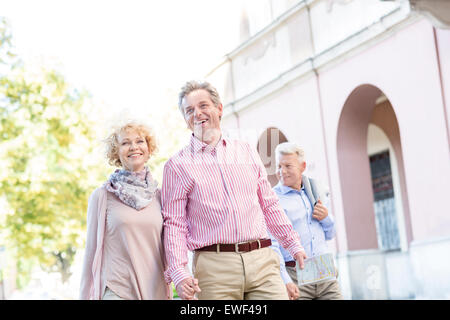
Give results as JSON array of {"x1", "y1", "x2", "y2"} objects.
[{"x1": 80, "y1": 121, "x2": 172, "y2": 300}]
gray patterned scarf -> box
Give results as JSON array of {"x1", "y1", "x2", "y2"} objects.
[{"x1": 106, "y1": 166, "x2": 158, "y2": 210}]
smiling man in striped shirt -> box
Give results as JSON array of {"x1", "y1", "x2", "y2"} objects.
[{"x1": 161, "y1": 80, "x2": 307, "y2": 300}]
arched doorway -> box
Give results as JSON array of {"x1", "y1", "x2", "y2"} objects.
[
  {"x1": 257, "y1": 127, "x2": 288, "y2": 187},
  {"x1": 336, "y1": 84, "x2": 414, "y2": 299}
]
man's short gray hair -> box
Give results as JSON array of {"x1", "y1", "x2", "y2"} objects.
[
  {"x1": 178, "y1": 80, "x2": 221, "y2": 116},
  {"x1": 275, "y1": 142, "x2": 305, "y2": 165}
]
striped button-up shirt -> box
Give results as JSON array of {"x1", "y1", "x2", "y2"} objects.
[{"x1": 161, "y1": 135, "x2": 303, "y2": 286}]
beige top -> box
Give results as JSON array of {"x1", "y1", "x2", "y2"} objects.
[{"x1": 101, "y1": 190, "x2": 167, "y2": 300}]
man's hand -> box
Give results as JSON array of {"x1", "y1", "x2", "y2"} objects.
[
  {"x1": 312, "y1": 199, "x2": 328, "y2": 221},
  {"x1": 176, "y1": 277, "x2": 201, "y2": 300},
  {"x1": 286, "y1": 282, "x2": 299, "y2": 300},
  {"x1": 294, "y1": 249, "x2": 308, "y2": 270}
]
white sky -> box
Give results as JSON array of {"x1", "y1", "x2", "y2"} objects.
[{"x1": 0, "y1": 0, "x2": 242, "y2": 114}]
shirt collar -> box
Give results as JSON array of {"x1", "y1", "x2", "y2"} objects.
[
  {"x1": 275, "y1": 182, "x2": 305, "y2": 195},
  {"x1": 190, "y1": 133, "x2": 228, "y2": 154}
]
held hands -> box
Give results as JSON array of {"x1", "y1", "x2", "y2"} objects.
[
  {"x1": 286, "y1": 282, "x2": 299, "y2": 300},
  {"x1": 176, "y1": 277, "x2": 201, "y2": 300},
  {"x1": 312, "y1": 199, "x2": 328, "y2": 221}
]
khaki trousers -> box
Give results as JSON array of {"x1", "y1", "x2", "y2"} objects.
[
  {"x1": 193, "y1": 247, "x2": 288, "y2": 300},
  {"x1": 286, "y1": 266, "x2": 344, "y2": 300}
]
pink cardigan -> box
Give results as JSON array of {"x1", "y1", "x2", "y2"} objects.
[{"x1": 79, "y1": 184, "x2": 172, "y2": 300}]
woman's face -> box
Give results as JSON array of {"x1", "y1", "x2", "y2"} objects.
[{"x1": 117, "y1": 129, "x2": 150, "y2": 172}]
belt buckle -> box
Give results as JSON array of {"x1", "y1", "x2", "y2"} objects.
[
  {"x1": 235, "y1": 241, "x2": 248, "y2": 253},
  {"x1": 235, "y1": 240, "x2": 261, "y2": 253}
]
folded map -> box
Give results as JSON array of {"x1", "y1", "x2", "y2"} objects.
[{"x1": 296, "y1": 253, "x2": 337, "y2": 286}]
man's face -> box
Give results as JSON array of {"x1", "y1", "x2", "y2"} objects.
[
  {"x1": 181, "y1": 89, "x2": 223, "y2": 143},
  {"x1": 276, "y1": 153, "x2": 306, "y2": 190}
]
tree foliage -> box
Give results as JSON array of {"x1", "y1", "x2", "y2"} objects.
[
  {"x1": 0, "y1": 17, "x2": 17, "y2": 67},
  {"x1": 0, "y1": 17, "x2": 103, "y2": 284},
  {"x1": 0, "y1": 16, "x2": 189, "y2": 289}
]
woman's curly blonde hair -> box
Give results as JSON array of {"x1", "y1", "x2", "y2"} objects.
[{"x1": 104, "y1": 121, "x2": 157, "y2": 168}]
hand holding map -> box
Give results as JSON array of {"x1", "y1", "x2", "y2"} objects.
[{"x1": 296, "y1": 253, "x2": 337, "y2": 286}]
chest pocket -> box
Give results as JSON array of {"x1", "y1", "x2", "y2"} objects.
[{"x1": 280, "y1": 195, "x2": 308, "y2": 224}]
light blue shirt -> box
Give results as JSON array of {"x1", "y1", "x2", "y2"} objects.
[{"x1": 270, "y1": 181, "x2": 336, "y2": 284}]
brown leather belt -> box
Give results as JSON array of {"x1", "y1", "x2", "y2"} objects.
[
  {"x1": 285, "y1": 261, "x2": 296, "y2": 267},
  {"x1": 196, "y1": 239, "x2": 272, "y2": 253}
]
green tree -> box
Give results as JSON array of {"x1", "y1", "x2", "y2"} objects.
[
  {"x1": 0, "y1": 17, "x2": 105, "y2": 284},
  {"x1": 0, "y1": 16, "x2": 188, "y2": 291}
]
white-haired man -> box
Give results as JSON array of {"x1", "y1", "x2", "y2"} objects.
[
  {"x1": 161, "y1": 80, "x2": 307, "y2": 300},
  {"x1": 270, "y1": 142, "x2": 343, "y2": 300}
]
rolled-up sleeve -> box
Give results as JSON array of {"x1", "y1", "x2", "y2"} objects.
[{"x1": 320, "y1": 198, "x2": 336, "y2": 240}]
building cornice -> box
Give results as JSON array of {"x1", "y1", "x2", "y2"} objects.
[{"x1": 222, "y1": 2, "x2": 416, "y2": 120}]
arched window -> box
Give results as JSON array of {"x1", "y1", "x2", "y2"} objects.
[{"x1": 257, "y1": 127, "x2": 288, "y2": 187}]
